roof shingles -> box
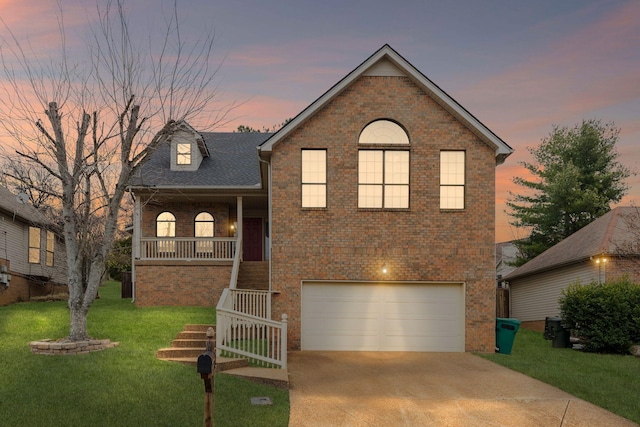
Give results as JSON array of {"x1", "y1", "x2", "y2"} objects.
[{"x1": 506, "y1": 207, "x2": 639, "y2": 280}]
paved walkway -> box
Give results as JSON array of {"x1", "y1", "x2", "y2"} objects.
[{"x1": 288, "y1": 352, "x2": 638, "y2": 427}]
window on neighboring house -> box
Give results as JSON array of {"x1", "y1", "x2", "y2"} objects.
[
  {"x1": 176, "y1": 143, "x2": 192, "y2": 165},
  {"x1": 28, "y1": 226, "x2": 41, "y2": 263},
  {"x1": 195, "y1": 212, "x2": 214, "y2": 255},
  {"x1": 46, "y1": 230, "x2": 55, "y2": 267},
  {"x1": 156, "y1": 212, "x2": 176, "y2": 252},
  {"x1": 440, "y1": 151, "x2": 465, "y2": 209},
  {"x1": 358, "y1": 120, "x2": 410, "y2": 209},
  {"x1": 301, "y1": 149, "x2": 327, "y2": 208}
]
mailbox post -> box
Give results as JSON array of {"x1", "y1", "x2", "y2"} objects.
[{"x1": 197, "y1": 327, "x2": 216, "y2": 427}]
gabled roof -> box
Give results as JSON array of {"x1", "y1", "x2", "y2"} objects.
[
  {"x1": 130, "y1": 132, "x2": 272, "y2": 189},
  {"x1": 0, "y1": 186, "x2": 50, "y2": 225},
  {"x1": 259, "y1": 44, "x2": 513, "y2": 164},
  {"x1": 505, "y1": 207, "x2": 640, "y2": 280}
]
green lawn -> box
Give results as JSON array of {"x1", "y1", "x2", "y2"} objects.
[
  {"x1": 0, "y1": 281, "x2": 289, "y2": 426},
  {"x1": 480, "y1": 328, "x2": 640, "y2": 424}
]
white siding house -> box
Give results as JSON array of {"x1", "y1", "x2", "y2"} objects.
[
  {"x1": 0, "y1": 186, "x2": 67, "y2": 305},
  {"x1": 506, "y1": 207, "x2": 640, "y2": 327}
]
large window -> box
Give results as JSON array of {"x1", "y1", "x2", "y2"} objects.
[
  {"x1": 195, "y1": 212, "x2": 215, "y2": 255},
  {"x1": 176, "y1": 143, "x2": 192, "y2": 165},
  {"x1": 440, "y1": 151, "x2": 465, "y2": 209},
  {"x1": 156, "y1": 212, "x2": 176, "y2": 252},
  {"x1": 358, "y1": 120, "x2": 410, "y2": 209},
  {"x1": 301, "y1": 149, "x2": 327, "y2": 208},
  {"x1": 28, "y1": 226, "x2": 41, "y2": 264},
  {"x1": 46, "y1": 230, "x2": 55, "y2": 267}
]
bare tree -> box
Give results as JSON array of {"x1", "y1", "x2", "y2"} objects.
[{"x1": 0, "y1": 1, "x2": 231, "y2": 341}]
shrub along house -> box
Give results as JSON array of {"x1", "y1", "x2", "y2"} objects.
[
  {"x1": 0, "y1": 186, "x2": 67, "y2": 305},
  {"x1": 128, "y1": 45, "x2": 513, "y2": 365}
]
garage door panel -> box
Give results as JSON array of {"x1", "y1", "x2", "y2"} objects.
[{"x1": 302, "y1": 282, "x2": 464, "y2": 352}]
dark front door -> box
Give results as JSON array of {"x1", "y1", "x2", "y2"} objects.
[{"x1": 243, "y1": 218, "x2": 263, "y2": 261}]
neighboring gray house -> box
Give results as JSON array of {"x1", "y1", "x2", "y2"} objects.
[
  {"x1": 506, "y1": 206, "x2": 640, "y2": 329},
  {"x1": 0, "y1": 186, "x2": 67, "y2": 305}
]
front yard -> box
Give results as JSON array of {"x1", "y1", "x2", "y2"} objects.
[
  {"x1": 0, "y1": 281, "x2": 289, "y2": 426},
  {"x1": 481, "y1": 327, "x2": 640, "y2": 424}
]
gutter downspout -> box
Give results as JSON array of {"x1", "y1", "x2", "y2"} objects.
[{"x1": 258, "y1": 150, "x2": 273, "y2": 320}]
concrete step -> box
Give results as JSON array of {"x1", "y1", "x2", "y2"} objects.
[
  {"x1": 177, "y1": 330, "x2": 213, "y2": 340},
  {"x1": 184, "y1": 324, "x2": 215, "y2": 332},
  {"x1": 171, "y1": 338, "x2": 209, "y2": 348},
  {"x1": 219, "y1": 366, "x2": 289, "y2": 389},
  {"x1": 157, "y1": 347, "x2": 205, "y2": 359}
]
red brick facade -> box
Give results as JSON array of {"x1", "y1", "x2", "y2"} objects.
[
  {"x1": 0, "y1": 258, "x2": 68, "y2": 306},
  {"x1": 133, "y1": 198, "x2": 239, "y2": 307},
  {"x1": 269, "y1": 76, "x2": 497, "y2": 352},
  {"x1": 134, "y1": 260, "x2": 231, "y2": 307},
  {"x1": 141, "y1": 201, "x2": 234, "y2": 239}
]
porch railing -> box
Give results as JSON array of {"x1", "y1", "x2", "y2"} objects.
[
  {"x1": 216, "y1": 287, "x2": 287, "y2": 369},
  {"x1": 140, "y1": 237, "x2": 236, "y2": 261}
]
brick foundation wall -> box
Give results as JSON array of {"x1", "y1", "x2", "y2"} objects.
[
  {"x1": 269, "y1": 75, "x2": 497, "y2": 352},
  {"x1": 134, "y1": 261, "x2": 231, "y2": 307},
  {"x1": 0, "y1": 258, "x2": 68, "y2": 306}
]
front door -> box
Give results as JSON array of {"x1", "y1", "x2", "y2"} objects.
[{"x1": 242, "y1": 218, "x2": 263, "y2": 261}]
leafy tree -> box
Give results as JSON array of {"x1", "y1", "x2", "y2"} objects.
[
  {"x1": 106, "y1": 236, "x2": 132, "y2": 281},
  {"x1": 0, "y1": 1, "x2": 227, "y2": 341},
  {"x1": 507, "y1": 119, "x2": 631, "y2": 266}
]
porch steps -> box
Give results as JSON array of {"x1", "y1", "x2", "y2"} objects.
[
  {"x1": 236, "y1": 261, "x2": 269, "y2": 290},
  {"x1": 156, "y1": 323, "x2": 289, "y2": 388}
]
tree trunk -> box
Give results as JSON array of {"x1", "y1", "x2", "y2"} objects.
[{"x1": 69, "y1": 302, "x2": 89, "y2": 341}]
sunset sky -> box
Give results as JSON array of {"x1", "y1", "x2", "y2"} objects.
[{"x1": 1, "y1": 0, "x2": 639, "y2": 242}]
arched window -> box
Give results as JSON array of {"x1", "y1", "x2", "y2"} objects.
[
  {"x1": 195, "y1": 212, "x2": 215, "y2": 255},
  {"x1": 358, "y1": 120, "x2": 410, "y2": 209},
  {"x1": 358, "y1": 119, "x2": 410, "y2": 145},
  {"x1": 156, "y1": 212, "x2": 176, "y2": 252}
]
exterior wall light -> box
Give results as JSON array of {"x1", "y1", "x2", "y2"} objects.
[
  {"x1": 591, "y1": 255, "x2": 608, "y2": 283},
  {"x1": 382, "y1": 264, "x2": 388, "y2": 274}
]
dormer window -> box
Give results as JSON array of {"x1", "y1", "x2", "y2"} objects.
[
  {"x1": 169, "y1": 121, "x2": 209, "y2": 171},
  {"x1": 176, "y1": 143, "x2": 192, "y2": 165}
]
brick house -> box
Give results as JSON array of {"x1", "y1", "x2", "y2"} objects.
[
  {"x1": 129, "y1": 45, "x2": 513, "y2": 354},
  {"x1": 0, "y1": 186, "x2": 68, "y2": 305}
]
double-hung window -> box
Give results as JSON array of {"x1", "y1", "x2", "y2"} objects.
[
  {"x1": 301, "y1": 149, "x2": 327, "y2": 208},
  {"x1": 46, "y1": 231, "x2": 55, "y2": 267},
  {"x1": 440, "y1": 151, "x2": 465, "y2": 209},
  {"x1": 28, "y1": 226, "x2": 41, "y2": 264},
  {"x1": 176, "y1": 143, "x2": 192, "y2": 165},
  {"x1": 358, "y1": 120, "x2": 410, "y2": 209}
]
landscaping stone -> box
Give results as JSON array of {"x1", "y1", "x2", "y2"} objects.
[
  {"x1": 630, "y1": 344, "x2": 640, "y2": 357},
  {"x1": 29, "y1": 338, "x2": 119, "y2": 355}
]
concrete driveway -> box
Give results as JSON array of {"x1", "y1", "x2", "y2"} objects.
[{"x1": 288, "y1": 352, "x2": 637, "y2": 427}]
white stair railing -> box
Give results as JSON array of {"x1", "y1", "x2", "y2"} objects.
[{"x1": 215, "y1": 240, "x2": 286, "y2": 369}]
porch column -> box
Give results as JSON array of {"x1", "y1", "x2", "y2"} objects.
[{"x1": 237, "y1": 196, "x2": 243, "y2": 261}]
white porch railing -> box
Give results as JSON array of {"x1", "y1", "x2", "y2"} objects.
[
  {"x1": 140, "y1": 237, "x2": 236, "y2": 260},
  {"x1": 216, "y1": 287, "x2": 287, "y2": 369}
]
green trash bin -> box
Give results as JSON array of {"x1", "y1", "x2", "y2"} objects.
[{"x1": 495, "y1": 318, "x2": 521, "y2": 354}]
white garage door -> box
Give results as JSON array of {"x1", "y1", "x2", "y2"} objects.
[{"x1": 301, "y1": 282, "x2": 464, "y2": 352}]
